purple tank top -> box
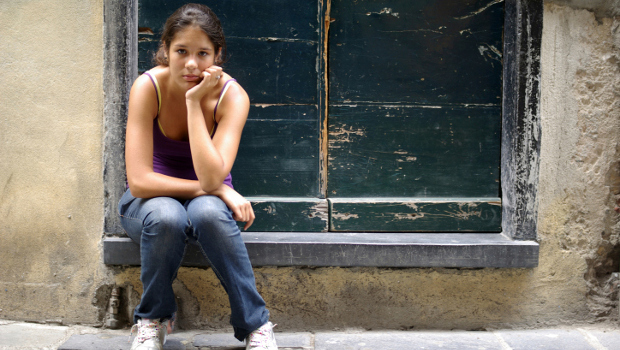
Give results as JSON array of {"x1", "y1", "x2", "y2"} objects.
[{"x1": 149, "y1": 73, "x2": 234, "y2": 189}]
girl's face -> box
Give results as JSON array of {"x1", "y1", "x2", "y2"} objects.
[{"x1": 167, "y1": 26, "x2": 220, "y2": 90}]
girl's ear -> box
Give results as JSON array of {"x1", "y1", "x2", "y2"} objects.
[{"x1": 215, "y1": 47, "x2": 223, "y2": 65}]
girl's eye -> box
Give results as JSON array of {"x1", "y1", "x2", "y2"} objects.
[
  {"x1": 199, "y1": 51, "x2": 209, "y2": 57},
  {"x1": 177, "y1": 49, "x2": 186, "y2": 55}
]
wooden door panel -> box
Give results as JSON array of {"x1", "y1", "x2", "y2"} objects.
[
  {"x1": 328, "y1": 105, "x2": 501, "y2": 197},
  {"x1": 329, "y1": 198, "x2": 501, "y2": 232},
  {"x1": 138, "y1": 0, "x2": 324, "y2": 231},
  {"x1": 233, "y1": 105, "x2": 320, "y2": 197},
  {"x1": 327, "y1": 0, "x2": 504, "y2": 232},
  {"x1": 328, "y1": 0, "x2": 504, "y2": 105}
]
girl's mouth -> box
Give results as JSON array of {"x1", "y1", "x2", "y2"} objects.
[{"x1": 183, "y1": 75, "x2": 200, "y2": 82}]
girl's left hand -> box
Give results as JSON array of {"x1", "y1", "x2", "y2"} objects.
[
  {"x1": 185, "y1": 65, "x2": 223, "y2": 101},
  {"x1": 217, "y1": 185, "x2": 255, "y2": 230}
]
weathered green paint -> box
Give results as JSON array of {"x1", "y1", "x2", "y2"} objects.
[
  {"x1": 328, "y1": 105, "x2": 501, "y2": 198},
  {"x1": 138, "y1": 0, "x2": 504, "y2": 233},
  {"x1": 326, "y1": 0, "x2": 503, "y2": 231},
  {"x1": 329, "y1": 198, "x2": 501, "y2": 232},
  {"x1": 238, "y1": 198, "x2": 328, "y2": 232},
  {"x1": 232, "y1": 105, "x2": 320, "y2": 197},
  {"x1": 138, "y1": 0, "x2": 321, "y2": 104},
  {"x1": 138, "y1": 0, "x2": 323, "y2": 201},
  {"x1": 225, "y1": 39, "x2": 318, "y2": 105},
  {"x1": 140, "y1": 0, "x2": 320, "y2": 39},
  {"x1": 328, "y1": 0, "x2": 504, "y2": 105}
]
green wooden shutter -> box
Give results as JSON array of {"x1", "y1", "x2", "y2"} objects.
[
  {"x1": 138, "y1": 0, "x2": 328, "y2": 232},
  {"x1": 138, "y1": 0, "x2": 503, "y2": 233},
  {"x1": 327, "y1": 0, "x2": 503, "y2": 232}
]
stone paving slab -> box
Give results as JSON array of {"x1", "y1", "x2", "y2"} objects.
[
  {"x1": 586, "y1": 330, "x2": 620, "y2": 350},
  {"x1": 314, "y1": 330, "x2": 505, "y2": 350},
  {"x1": 0, "y1": 322, "x2": 69, "y2": 350},
  {"x1": 495, "y1": 329, "x2": 597, "y2": 350},
  {"x1": 2, "y1": 320, "x2": 620, "y2": 350},
  {"x1": 194, "y1": 332, "x2": 312, "y2": 349},
  {"x1": 57, "y1": 331, "x2": 313, "y2": 350},
  {"x1": 58, "y1": 334, "x2": 188, "y2": 350}
]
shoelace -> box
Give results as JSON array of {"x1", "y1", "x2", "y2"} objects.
[
  {"x1": 129, "y1": 320, "x2": 162, "y2": 344},
  {"x1": 248, "y1": 323, "x2": 277, "y2": 347}
]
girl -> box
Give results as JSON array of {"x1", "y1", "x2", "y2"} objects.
[{"x1": 118, "y1": 4, "x2": 277, "y2": 350}]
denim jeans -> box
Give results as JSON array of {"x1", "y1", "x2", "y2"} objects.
[{"x1": 118, "y1": 189, "x2": 269, "y2": 341}]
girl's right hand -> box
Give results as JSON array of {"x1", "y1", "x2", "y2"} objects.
[
  {"x1": 215, "y1": 185, "x2": 255, "y2": 230},
  {"x1": 185, "y1": 65, "x2": 223, "y2": 102}
]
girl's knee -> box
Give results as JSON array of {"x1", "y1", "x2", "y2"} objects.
[
  {"x1": 186, "y1": 195, "x2": 234, "y2": 229},
  {"x1": 143, "y1": 198, "x2": 189, "y2": 232}
]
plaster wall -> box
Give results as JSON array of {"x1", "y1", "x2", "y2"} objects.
[
  {"x1": 0, "y1": 1, "x2": 105, "y2": 323},
  {"x1": 108, "y1": 2, "x2": 620, "y2": 331},
  {"x1": 0, "y1": 0, "x2": 618, "y2": 331},
  {"x1": 538, "y1": 2, "x2": 620, "y2": 321}
]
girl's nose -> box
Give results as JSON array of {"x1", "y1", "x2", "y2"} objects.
[{"x1": 186, "y1": 58, "x2": 197, "y2": 70}]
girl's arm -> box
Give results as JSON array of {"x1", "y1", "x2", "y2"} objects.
[
  {"x1": 185, "y1": 67, "x2": 250, "y2": 192},
  {"x1": 125, "y1": 74, "x2": 207, "y2": 199},
  {"x1": 209, "y1": 184, "x2": 255, "y2": 230},
  {"x1": 184, "y1": 68, "x2": 255, "y2": 229}
]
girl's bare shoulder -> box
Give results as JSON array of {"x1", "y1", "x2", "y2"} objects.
[{"x1": 222, "y1": 74, "x2": 249, "y2": 103}]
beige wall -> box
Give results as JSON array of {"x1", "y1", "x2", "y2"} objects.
[
  {"x1": 538, "y1": 3, "x2": 620, "y2": 321},
  {"x1": 0, "y1": 1, "x2": 618, "y2": 329},
  {"x1": 0, "y1": 0, "x2": 105, "y2": 323}
]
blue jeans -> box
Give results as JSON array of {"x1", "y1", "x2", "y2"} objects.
[{"x1": 118, "y1": 189, "x2": 269, "y2": 341}]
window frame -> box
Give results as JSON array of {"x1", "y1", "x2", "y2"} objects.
[{"x1": 103, "y1": 0, "x2": 541, "y2": 268}]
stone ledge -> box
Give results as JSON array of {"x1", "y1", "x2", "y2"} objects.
[{"x1": 103, "y1": 232, "x2": 538, "y2": 268}]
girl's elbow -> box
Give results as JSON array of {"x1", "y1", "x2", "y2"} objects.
[
  {"x1": 199, "y1": 178, "x2": 221, "y2": 193},
  {"x1": 198, "y1": 172, "x2": 227, "y2": 193},
  {"x1": 127, "y1": 179, "x2": 149, "y2": 198}
]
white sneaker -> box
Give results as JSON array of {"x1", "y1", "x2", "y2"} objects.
[
  {"x1": 246, "y1": 322, "x2": 278, "y2": 350},
  {"x1": 130, "y1": 318, "x2": 168, "y2": 350}
]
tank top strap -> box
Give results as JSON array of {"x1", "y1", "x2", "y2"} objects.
[
  {"x1": 143, "y1": 72, "x2": 162, "y2": 115},
  {"x1": 143, "y1": 72, "x2": 168, "y2": 137},
  {"x1": 212, "y1": 79, "x2": 237, "y2": 130}
]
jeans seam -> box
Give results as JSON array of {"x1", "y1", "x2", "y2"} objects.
[
  {"x1": 194, "y1": 242, "x2": 230, "y2": 293},
  {"x1": 170, "y1": 241, "x2": 188, "y2": 286}
]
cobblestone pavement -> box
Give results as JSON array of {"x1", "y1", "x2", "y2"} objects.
[{"x1": 1, "y1": 319, "x2": 619, "y2": 350}]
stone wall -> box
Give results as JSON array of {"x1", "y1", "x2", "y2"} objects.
[
  {"x1": 0, "y1": 0, "x2": 618, "y2": 330},
  {"x1": 538, "y1": 1, "x2": 620, "y2": 321},
  {"x1": 106, "y1": 3, "x2": 620, "y2": 332}
]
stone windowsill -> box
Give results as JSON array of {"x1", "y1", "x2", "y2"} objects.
[{"x1": 103, "y1": 232, "x2": 539, "y2": 268}]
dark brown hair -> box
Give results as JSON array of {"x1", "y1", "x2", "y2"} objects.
[{"x1": 155, "y1": 3, "x2": 227, "y2": 66}]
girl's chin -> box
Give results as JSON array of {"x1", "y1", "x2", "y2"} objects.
[{"x1": 179, "y1": 80, "x2": 198, "y2": 90}]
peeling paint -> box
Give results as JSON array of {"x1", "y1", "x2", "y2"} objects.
[
  {"x1": 263, "y1": 204, "x2": 276, "y2": 214},
  {"x1": 320, "y1": 0, "x2": 332, "y2": 199},
  {"x1": 328, "y1": 125, "x2": 366, "y2": 147},
  {"x1": 252, "y1": 103, "x2": 314, "y2": 108},
  {"x1": 306, "y1": 201, "x2": 329, "y2": 221},
  {"x1": 396, "y1": 156, "x2": 417, "y2": 162},
  {"x1": 454, "y1": 0, "x2": 504, "y2": 20},
  {"x1": 138, "y1": 27, "x2": 153, "y2": 35},
  {"x1": 404, "y1": 202, "x2": 419, "y2": 210},
  {"x1": 393, "y1": 212, "x2": 424, "y2": 221},
  {"x1": 366, "y1": 7, "x2": 400, "y2": 18},
  {"x1": 379, "y1": 28, "x2": 443, "y2": 35},
  {"x1": 227, "y1": 35, "x2": 317, "y2": 44},
  {"x1": 332, "y1": 212, "x2": 360, "y2": 220}
]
